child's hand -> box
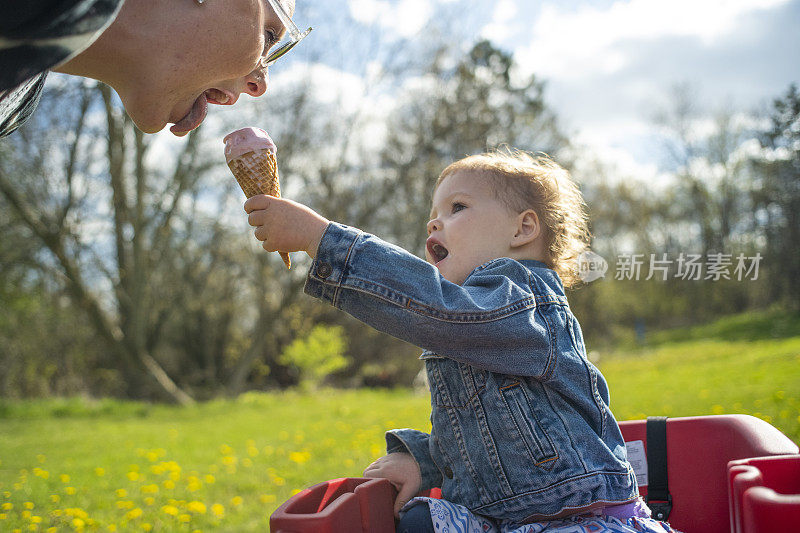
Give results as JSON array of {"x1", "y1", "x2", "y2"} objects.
[
  {"x1": 244, "y1": 195, "x2": 329, "y2": 259},
  {"x1": 363, "y1": 452, "x2": 422, "y2": 517}
]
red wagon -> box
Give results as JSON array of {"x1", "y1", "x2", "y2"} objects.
[{"x1": 270, "y1": 415, "x2": 800, "y2": 533}]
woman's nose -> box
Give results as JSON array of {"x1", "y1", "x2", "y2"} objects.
[{"x1": 242, "y1": 66, "x2": 269, "y2": 97}]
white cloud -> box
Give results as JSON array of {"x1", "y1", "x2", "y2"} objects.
[
  {"x1": 515, "y1": 0, "x2": 791, "y2": 80},
  {"x1": 481, "y1": 0, "x2": 519, "y2": 43},
  {"x1": 348, "y1": 0, "x2": 434, "y2": 37}
]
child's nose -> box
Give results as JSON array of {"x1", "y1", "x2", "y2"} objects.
[{"x1": 427, "y1": 218, "x2": 441, "y2": 234}]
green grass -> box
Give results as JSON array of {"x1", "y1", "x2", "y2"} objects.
[{"x1": 0, "y1": 310, "x2": 798, "y2": 532}]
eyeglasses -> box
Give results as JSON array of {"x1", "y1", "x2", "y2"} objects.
[{"x1": 261, "y1": 0, "x2": 312, "y2": 68}]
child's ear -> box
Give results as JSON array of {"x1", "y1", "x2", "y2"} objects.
[{"x1": 511, "y1": 209, "x2": 541, "y2": 248}]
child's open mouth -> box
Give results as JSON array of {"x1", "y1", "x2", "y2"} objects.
[{"x1": 427, "y1": 240, "x2": 449, "y2": 265}]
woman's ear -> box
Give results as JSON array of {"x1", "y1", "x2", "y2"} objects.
[{"x1": 511, "y1": 209, "x2": 541, "y2": 248}]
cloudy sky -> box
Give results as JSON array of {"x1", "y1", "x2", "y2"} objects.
[
  {"x1": 276, "y1": 0, "x2": 799, "y2": 180},
  {"x1": 202, "y1": 0, "x2": 800, "y2": 185}
]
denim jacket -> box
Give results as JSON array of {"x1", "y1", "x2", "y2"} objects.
[{"x1": 304, "y1": 223, "x2": 638, "y2": 522}]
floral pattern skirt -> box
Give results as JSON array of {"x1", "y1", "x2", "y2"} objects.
[{"x1": 401, "y1": 497, "x2": 681, "y2": 533}]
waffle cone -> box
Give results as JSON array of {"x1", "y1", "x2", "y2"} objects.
[{"x1": 228, "y1": 150, "x2": 291, "y2": 269}]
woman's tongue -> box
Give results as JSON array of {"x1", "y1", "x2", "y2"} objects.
[{"x1": 170, "y1": 94, "x2": 208, "y2": 136}]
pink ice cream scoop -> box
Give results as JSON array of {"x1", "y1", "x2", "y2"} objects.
[
  {"x1": 223, "y1": 127, "x2": 277, "y2": 163},
  {"x1": 223, "y1": 126, "x2": 291, "y2": 269}
]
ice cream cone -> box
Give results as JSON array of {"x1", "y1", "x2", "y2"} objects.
[{"x1": 227, "y1": 149, "x2": 291, "y2": 269}]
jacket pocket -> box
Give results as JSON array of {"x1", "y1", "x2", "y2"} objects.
[{"x1": 499, "y1": 380, "x2": 558, "y2": 470}]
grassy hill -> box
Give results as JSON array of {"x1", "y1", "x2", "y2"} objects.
[{"x1": 0, "y1": 309, "x2": 797, "y2": 531}]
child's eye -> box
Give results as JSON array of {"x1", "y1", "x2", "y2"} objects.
[{"x1": 452, "y1": 202, "x2": 466, "y2": 213}]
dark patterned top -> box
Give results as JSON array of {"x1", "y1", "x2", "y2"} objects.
[{"x1": 0, "y1": 0, "x2": 125, "y2": 137}]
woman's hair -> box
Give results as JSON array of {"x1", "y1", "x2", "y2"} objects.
[{"x1": 437, "y1": 148, "x2": 590, "y2": 288}]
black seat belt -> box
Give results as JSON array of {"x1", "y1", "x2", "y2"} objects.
[{"x1": 645, "y1": 416, "x2": 672, "y2": 521}]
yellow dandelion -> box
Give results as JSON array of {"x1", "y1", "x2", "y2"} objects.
[
  {"x1": 31, "y1": 516, "x2": 42, "y2": 523},
  {"x1": 163, "y1": 480, "x2": 175, "y2": 490},
  {"x1": 52, "y1": 510, "x2": 62, "y2": 517},
  {"x1": 107, "y1": 525, "x2": 117, "y2": 532},
  {"x1": 289, "y1": 451, "x2": 310, "y2": 464},
  {"x1": 204, "y1": 474, "x2": 215, "y2": 484},
  {"x1": 33, "y1": 468, "x2": 49, "y2": 479},
  {"x1": 187, "y1": 478, "x2": 202, "y2": 492},
  {"x1": 47, "y1": 528, "x2": 57, "y2": 533},
  {"x1": 144, "y1": 497, "x2": 155, "y2": 506},
  {"x1": 71, "y1": 518, "x2": 85, "y2": 529},
  {"x1": 116, "y1": 501, "x2": 135, "y2": 510},
  {"x1": 3, "y1": 491, "x2": 10, "y2": 497},
  {"x1": 22, "y1": 510, "x2": 31, "y2": 519},
  {"x1": 211, "y1": 503, "x2": 225, "y2": 518},
  {"x1": 219, "y1": 444, "x2": 233, "y2": 455},
  {"x1": 145, "y1": 451, "x2": 159, "y2": 463},
  {"x1": 187, "y1": 501, "x2": 206, "y2": 514},
  {"x1": 49, "y1": 495, "x2": 60, "y2": 504},
  {"x1": 127, "y1": 472, "x2": 140, "y2": 482},
  {"x1": 94, "y1": 468, "x2": 105, "y2": 477},
  {"x1": 13, "y1": 483, "x2": 23, "y2": 491},
  {"x1": 24, "y1": 502, "x2": 35, "y2": 509},
  {"x1": 115, "y1": 489, "x2": 127, "y2": 498},
  {"x1": 0, "y1": 513, "x2": 7, "y2": 520},
  {"x1": 178, "y1": 514, "x2": 191, "y2": 523},
  {"x1": 221, "y1": 456, "x2": 237, "y2": 466},
  {"x1": 230, "y1": 496, "x2": 243, "y2": 507},
  {"x1": 140, "y1": 523, "x2": 152, "y2": 531},
  {"x1": 259, "y1": 494, "x2": 276, "y2": 504},
  {"x1": 247, "y1": 446, "x2": 259, "y2": 457},
  {"x1": 272, "y1": 476, "x2": 285, "y2": 486},
  {"x1": 242, "y1": 458, "x2": 253, "y2": 468},
  {"x1": 27, "y1": 527, "x2": 37, "y2": 533},
  {"x1": 68, "y1": 508, "x2": 88, "y2": 519},
  {"x1": 125, "y1": 508, "x2": 143, "y2": 520},
  {"x1": 262, "y1": 445, "x2": 274, "y2": 456},
  {"x1": 2, "y1": 502, "x2": 12, "y2": 510},
  {"x1": 141, "y1": 484, "x2": 159, "y2": 494},
  {"x1": 60, "y1": 474, "x2": 70, "y2": 483},
  {"x1": 162, "y1": 505, "x2": 179, "y2": 516}
]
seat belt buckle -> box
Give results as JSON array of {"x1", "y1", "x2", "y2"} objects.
[{"x1": 645, "y1": 494, "x2": 672, "y2": 521}]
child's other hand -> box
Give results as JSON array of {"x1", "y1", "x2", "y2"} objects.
[
  {"x1": 245, "y1": 195, "x2": 329, "y2": 259},
  {"x1": 363, "y1": 452, "x2": 422, "y2": 517}
]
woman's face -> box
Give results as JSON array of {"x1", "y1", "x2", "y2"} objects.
[{"x1": 122, "y1": 0, "x2": 294, "y2": 136}]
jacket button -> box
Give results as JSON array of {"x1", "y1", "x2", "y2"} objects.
[
  {"x1": 317, "y1": 263, "x2": 332, "y2": 278},
  {"x1": 444, "y1": 466, "x2": 453, "y2": 479}
]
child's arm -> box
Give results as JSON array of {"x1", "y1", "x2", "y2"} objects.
[
  {"x1": 363, "y1": 452, "x2": 422, "y2": 517},
  {"x1": 246, "y1": 196, "x2": 553, "y2": 377}
]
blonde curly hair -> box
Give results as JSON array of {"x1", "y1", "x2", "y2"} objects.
[{"x1": 437, "y1": 149, "x2": 590, "y2": 288}]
